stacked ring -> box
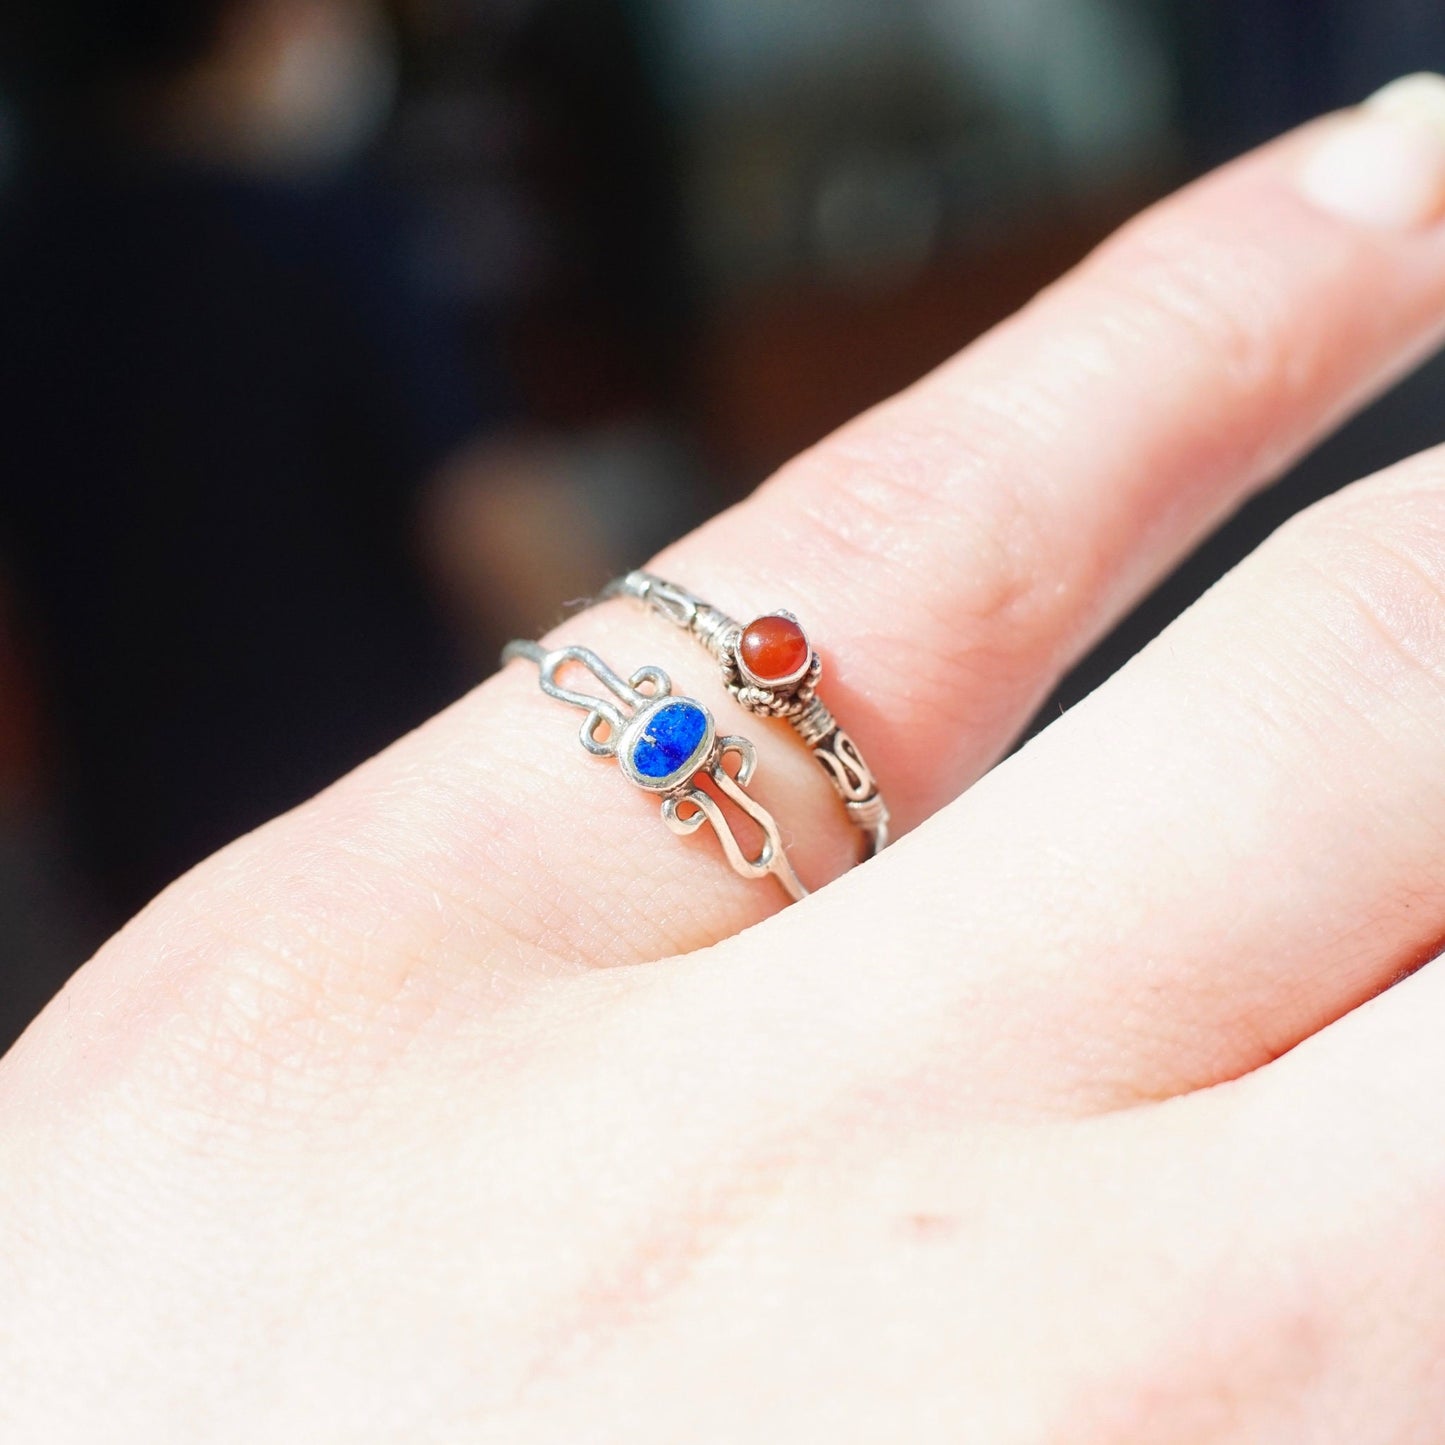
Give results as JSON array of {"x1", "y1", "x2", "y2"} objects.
[
  {"x1": 603, "y1": 572, "x2": 890, "y2": 859},
  {"x1": 502, "y1": 638, "x2": 807, "y2": 903}
]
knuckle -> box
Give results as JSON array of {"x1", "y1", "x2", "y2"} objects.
[
  {"x1": 785, "y1": 413, "x2": 1063, "y2": 669},
  {"x1": 1274, "y1": 466, "x2": 1445, "y2": 698},
  {"x1": 1080, "y1": 222, "x2": 1294, "y2": 413},
  {"x1": 1073, "y1": 208, "x2": 1347, "y2": 458}
]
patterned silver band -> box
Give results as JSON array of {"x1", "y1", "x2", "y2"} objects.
[{"x1": 602, "y1": 571, "x2": 890, "y2": 859}]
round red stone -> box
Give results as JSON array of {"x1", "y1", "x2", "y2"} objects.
[{"x1": 739, "y1": 614, "x2": 809, "y2": 683}]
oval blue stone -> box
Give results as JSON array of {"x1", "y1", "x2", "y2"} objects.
[{"x1": 630, "y1": 701, "x2": 708, "y2": 780}]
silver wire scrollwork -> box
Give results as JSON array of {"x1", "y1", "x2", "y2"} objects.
[
  {"x1": 816, "y1": 728, "x2": 875, "y2": 803},
  {"x1": 661, "y1": 735, "x2": 797, "y2": 892},
  {"x1": 502, "y1": 639, "x2": 806, "y2": 902}
]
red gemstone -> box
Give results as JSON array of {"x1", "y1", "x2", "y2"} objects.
[{"x1": 739, "y1": 614, "x2": 809, "y2": 684}]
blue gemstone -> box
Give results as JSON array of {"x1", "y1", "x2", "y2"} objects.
[{"x1": 630, "y1": 701, "x2": 708, "y2": 780}]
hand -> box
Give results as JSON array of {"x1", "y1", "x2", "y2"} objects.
[{"x1": 10, "y1": 84, "x2": 1445, "y2": 1443}]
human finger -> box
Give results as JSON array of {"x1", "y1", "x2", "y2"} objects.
[
  {"x1": 647, "y1": 74, "x2": 1445, "y2": 834},
  {"x1": 744, "y1": 438, "x2": 1445, "y2": 1113},
  {"x1": 21, "y1": 85, "x2": 1445, "y2": 1073},
  {"x1": 463, "y1": 76, "x2": 1445, "y2": 959}
]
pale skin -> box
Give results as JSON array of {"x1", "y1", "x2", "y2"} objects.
[{"x1": 12, "y1": 93, "x2": 1445, "y2": 1442}]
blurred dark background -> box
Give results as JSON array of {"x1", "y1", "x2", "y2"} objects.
[{"x1": 1, "y1": 0, "x2": 1444, "y2": 1047}]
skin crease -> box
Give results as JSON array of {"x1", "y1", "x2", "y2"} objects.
[{"x1": 13, "y1": 98, "x2": 1445, "y2": 1442}]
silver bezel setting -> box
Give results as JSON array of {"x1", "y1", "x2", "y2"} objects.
[
  {"x1": 616, "y1": 696, "x2": 717, "y2": 793},
  {"x1": 735, "y1": 610, "x2": 814, "y2": 691}
]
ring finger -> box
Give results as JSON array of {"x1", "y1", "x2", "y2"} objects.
[
  {"x1": 43, "y1": 80, "x2": 1445, "y2": 1048},
  {"x1": 408, "y1": 78, "x2": 1445, "y2": 959}
]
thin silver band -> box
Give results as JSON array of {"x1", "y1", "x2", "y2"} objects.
[
  {"x1": 601, "y1": 572, "x2": 890, "y2": 858},
  {"x1": 502, "y1": 638, "x2": 807, "y2": 903}
]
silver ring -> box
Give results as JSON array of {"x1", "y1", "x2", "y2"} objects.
[
  {"x1": 501, "y1": 639, "x2": 807, "y2": 903},
  {"x1": 602, "y1": 572, "x2": 890, "y2": 858}
]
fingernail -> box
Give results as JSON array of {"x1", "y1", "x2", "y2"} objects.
[{"x1": 1296, "y1": 73, "x2": 1445, "y2": 229}]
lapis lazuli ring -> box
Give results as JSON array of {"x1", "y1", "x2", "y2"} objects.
[
  {"x1": 501, "y1": 639, "x2": 807, "y2": 902},
  {"x1": 602, "y1": 571, "x2": 890, "y2": 859}
]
